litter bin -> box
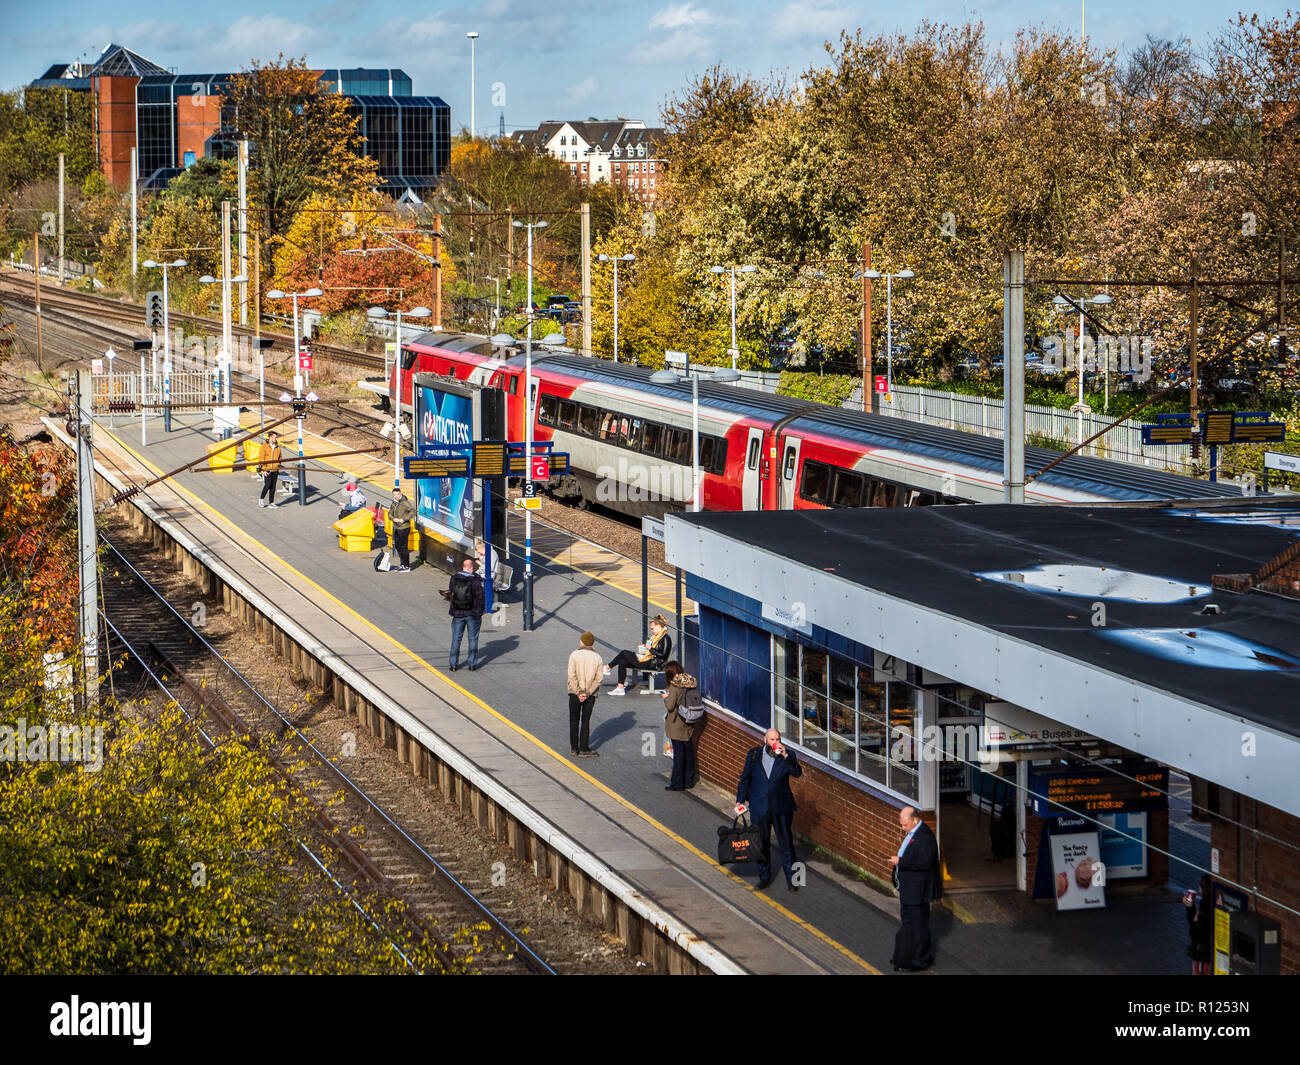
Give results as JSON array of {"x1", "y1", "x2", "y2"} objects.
[
  {"x1": 383, "y1": 508, "x2": 420, "y2": 553},
  {"x1": 206, "y1": 439, "x2": 238, "y2": 473},
  {"x1": 244, "y1": 439, "x2": 261, "y2": 471},
  {"x1": 334, "y1": 508, "x2": 377, "y2": 552}
]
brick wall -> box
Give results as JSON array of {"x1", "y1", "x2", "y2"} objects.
[
  {"x1": 1211, "y1": 791, "x2": 1299, "y2": 974},
  {"x1": 93, "y1": 75, "x2": 140, "y2": 189},
  {"x1": 695, "y1": 708, "x2": 927, "y2": 886},
  {"x1": 176, "y1": 93, "x2": 223, "y2": 167}
]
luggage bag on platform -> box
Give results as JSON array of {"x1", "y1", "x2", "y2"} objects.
[{"x1": 717, "y1": 815, "x2": 763, "y2": 865}]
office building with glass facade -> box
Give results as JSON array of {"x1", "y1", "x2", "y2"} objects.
[{"x1": 29, "y1": 45, "x2": 450, "y2": 191}]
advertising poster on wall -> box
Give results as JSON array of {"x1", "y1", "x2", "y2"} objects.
[
  {"x1": 1098, "y1": 811, "x2": 1148, "y2": 879},
  {"x1": 414, "y1": 383, "x2": 475, "y2": 550},
  {"x1": 1049, "y1": 818, "x2": 1107, "y2": 911}
]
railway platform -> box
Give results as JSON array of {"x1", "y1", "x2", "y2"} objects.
[{"x1": 74, "y1": 410, "x2": 1202, "y2": 975}]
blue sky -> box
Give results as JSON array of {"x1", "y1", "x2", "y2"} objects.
[{"x1": 3, "y1": 1, "x2": 1291, "y2": 133}]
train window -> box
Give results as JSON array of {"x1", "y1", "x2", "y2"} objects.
[
  {"x1": 712, "y1": 438, "x2": 728, "y2": 474},
  {"x1": 831, "y1": 468, "x2": 865, "y2": 508},
  {"x1": 510, "y1": 375, "x2": 519, "y2": 395},
  {"x1": 577, "y1": 405, "x2": 599, "y2": 436},
  {"x1": 599, "y1": 413, "x2": 619, "y2": 441},
  {"x1": 698, "y1": 436, "x2": 715, "y2": 471},
  {"x1": 642, "y1": 422, "x2": 663, "y2": 456},
  {"x1": 401, "y1": 348, "x2": 417, "y2": 370},
  {"x1": 800, "y1": 460, "x2": 832, "y2": 505},
  {"x1": 746, "y1": 437, "x2": 760, "y2": 470},
  {"x1": 622, "y1": 418, "x2": 643, "y2": 449},
  {"x1": 783, "y1": 445, "x2": 797, "y2": 479},
  {"x1": 538, "y1": 394, "x2": 558, "y2": 426},
  {"x1": 557, "y1": 400, "x2": 577, "y2": 429},
  {"x1": 664, "y1": 427, "x2": 690, "y2": 464}
]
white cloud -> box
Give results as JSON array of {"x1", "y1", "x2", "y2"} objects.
[
  {"x1": 407, "y1": 15, "x2": 452, "y2": 44},
  {"x1": 567, "y1": 75, "x2": 598, "y2": 104},
  {"x1": 638, "y1": 28, "x2": 716, "y2": 65},
  {"x1": 648, "y1": 2, "x2": 717, "y2": 31},
  {"x1": 769, "y1": 0, "x2": 853, "y2": 42},
  {"x1": 224, "y1": 16, "x2": 322, "y2": 56}
]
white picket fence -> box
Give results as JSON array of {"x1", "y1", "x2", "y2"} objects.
[{"x1": 841, "y1": 384, "x2": 1193, "y2": 474}]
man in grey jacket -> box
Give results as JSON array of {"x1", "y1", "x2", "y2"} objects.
[{"x1": 567, "y1": 631, "x2": 603, "y2": 758}]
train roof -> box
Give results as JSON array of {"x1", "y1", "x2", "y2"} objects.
[
  {"x1": 523, "y1": 354, "x2": 1240, "y2": 503},
  {"x1": 405, "y1": 331, "x2": 496, "y2": 357}
]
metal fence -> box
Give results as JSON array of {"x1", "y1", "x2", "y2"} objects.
[
  {"x1": 841, "y1": 383, "x2": 1193, "y2": 473},
  {"x1": 92, "y1": 367, "x2": 214, "y2": 422}
]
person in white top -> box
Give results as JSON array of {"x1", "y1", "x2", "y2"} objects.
[
  {"x1": 476, "y1": 539, "x2": 505, "y2": 592},
  {"x1": 337, "y1": 481, "x2": 367, "y2": 520}
]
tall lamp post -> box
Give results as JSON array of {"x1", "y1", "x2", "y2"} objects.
[
  {"x1": 142, "y1": 257, "x2": 186, "y2": 432},
  {"x1": 367, "y1": 304, "x2": 432, "y2": 487},
  {"x1": 597, "y1": 252, "x2": 635, "y2": 362},
  {"x1": 466, "y1": 32, "x2": 479, "y2": 139},
  {"x1": 859, "y1": 268, "x2": 915, "y2": 399},
  {"x1": 1052, "y1": 292, "x2": 1112, "y2": 446},
  {"x1": 709, "y1": 263, "x2": 756, "y2": 370},
  {"x1": 651, "y1": 366, "x2": 740, "y2": 512},
  {"x1": 512, "y1": 219, "x2": 548, "y2": 630},
  {"x1": 200, "y1": 270, "x2": 248, "y2": 439},
  {"x1": 266, "y1": 287, "x2": 322, "y2": 504}
]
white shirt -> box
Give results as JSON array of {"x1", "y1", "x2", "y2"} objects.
[{"x1": 897, "y1": 822, "x2": 921, "y2": 859}]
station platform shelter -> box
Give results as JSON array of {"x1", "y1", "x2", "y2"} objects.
[{"x1": 665, "y1": 499, "x2": 1300, "y2": 973}]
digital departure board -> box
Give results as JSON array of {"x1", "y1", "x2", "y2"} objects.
[{"x1": 1030, "y1": 763, "x2": 1168, "y2": 816}]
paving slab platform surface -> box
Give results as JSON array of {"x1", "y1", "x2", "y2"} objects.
[{"x1": 82, "y1": 411, "x2": 1201, "y2": 976}]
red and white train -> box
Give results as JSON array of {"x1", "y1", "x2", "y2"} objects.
[{"x1": 360, "y1": 331, "x2": 1239, "y2": 518}]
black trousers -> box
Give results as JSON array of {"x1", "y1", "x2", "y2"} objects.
[
  {"x1": 609, "y1": 649, "x2": 645, "y2": 685},
  {"x1": 753, "y1": 811, "x2": 796, "y2": 883},
  {"x1": 568, "y1": 694, "x2": 595, "y2": 752},
  {"x1": 894, "y1": 901, "x2": 934, "y2": 969},
  {"x1": 259, "y1": 472, "x2": 279, "y2": 502},
  {"x1": 392, "y1": 527, "x2": 410, "y2": 568},
  {"x1": 669, "y1": 737, "x2": 696, "y2": 789}
]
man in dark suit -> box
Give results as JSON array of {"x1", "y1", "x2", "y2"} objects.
[
  {"x1": 735, "y1": 728, "x2": 803, "y2": 892},
  {"x1": 888, "y1": 805, "x2": 941, "y2": 971}
]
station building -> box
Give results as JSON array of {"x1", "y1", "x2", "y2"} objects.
[
  {"x1": 665, "y1": 500, "x2": 1300, "y2": 972},
  {"x1": 29, "y1": 43, "x2": 451, "y2": 191}
]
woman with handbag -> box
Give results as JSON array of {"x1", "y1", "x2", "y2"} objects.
[{"x1": 661, "y1": 661, "x2": 702, "y2": 791}]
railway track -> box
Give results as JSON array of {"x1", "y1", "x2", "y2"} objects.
[
  {"x1": 97, "y1": 530, "x2": 555, "y2": 975},
  {"x1": 0, "y1": 271, "x2": 384, "y2": 371}
]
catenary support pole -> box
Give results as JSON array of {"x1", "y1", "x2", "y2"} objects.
[
  {"x1": 238, "y1": 140, "x2": 249, "y2": 326},
  {"x1": 75, "y1": 370, "x2": 98, "y2": 709},
  {"x1": 1003, "y1": 250, "x2": 1026, "y2": 503},
  {"x1": 130, "y1": 147, "x2": 138, "y2": 284},
  {"x1": 58, "y1": 152, "x2": 65, "y2": 285},
  {"x1": 581, "y1": 202, "x2": 592, "y2": 357}
]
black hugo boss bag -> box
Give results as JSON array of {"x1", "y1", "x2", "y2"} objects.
[{"x1": 717, "y1": 815, "x2": 763, "y2": 865}]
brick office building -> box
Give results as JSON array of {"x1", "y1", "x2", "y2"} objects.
[{"x1": 30, "y1": 43, "x2": 450, "y2": 192}]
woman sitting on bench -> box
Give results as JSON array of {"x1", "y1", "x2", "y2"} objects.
[{"x1": 605, "y1": 615, "x2": 670, "y2": 696}]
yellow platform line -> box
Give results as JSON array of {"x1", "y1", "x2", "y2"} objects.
[{"x1": 104, "y1": 427, "x2": 879, "y2": 975}]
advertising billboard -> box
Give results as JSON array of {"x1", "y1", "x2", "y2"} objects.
[{"x1": 415, "y1": 382, "x2": 475, "y2": 549}]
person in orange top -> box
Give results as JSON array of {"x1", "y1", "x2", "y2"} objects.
[{"x1": 257, "y1": 432, "x2": 283, "y2": 508}]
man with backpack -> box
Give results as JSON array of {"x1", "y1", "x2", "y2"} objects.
[
  {"x1": 662, "y1": 662, "x2": 703, "y2": 791},
  {"x1": 445, "y1": 557, "x2": 485, "y2": 672}
]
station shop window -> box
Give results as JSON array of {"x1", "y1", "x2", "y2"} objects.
[{"x1": 771, "y1": 636, "x2": 918, "y2": 798}]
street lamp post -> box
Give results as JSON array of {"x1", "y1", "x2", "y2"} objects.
[
  {"x1": 368, "y1": 304, "x2": 432, "y2": 488},
  {"x1": 466, "y1": 32, "x2": 479, "y2": 139},
  {"x1": 597, "y1": 253, "x2": 635, "y2": 362},
  {"x1": 143, "y1": 258, "x2": 186, "y2": 432},
  {"x1": 512, "y1": 219, "x2": 547, "y2": 630},
  {"x1": 200, "y1": 270, "x2": 248, "y2": 438},
  {"x1": 709, "y1": 264, "x2": 756, "y2": 370},
  {"x1": 266, "y1": 287, "x2": 322, "y2": 504},
  {"x1": 860, "y1": 268, "x2": 915, "y2": 400},
  {"x1": 1052, "y1": 292, "x2": 1112, "y2": 446},
  {"x1": 651, "y1": 366, "x2": 740, "y2": 512}
]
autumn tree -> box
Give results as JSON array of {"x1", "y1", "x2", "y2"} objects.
[{"x1": 224, "y1": 56, "x2": 380, "y2": 252}]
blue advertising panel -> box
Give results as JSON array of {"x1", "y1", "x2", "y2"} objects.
[{"x1": 414, "y1": 384, "x2": 475, "y2": 547}]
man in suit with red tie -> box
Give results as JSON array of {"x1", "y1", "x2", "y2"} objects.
[
  {"x1": 888, "y1": 805, "x2": 941, "y2": 971},
  {"x1": 735, "y1": 728, "x2": 803, "y2": 892}
]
